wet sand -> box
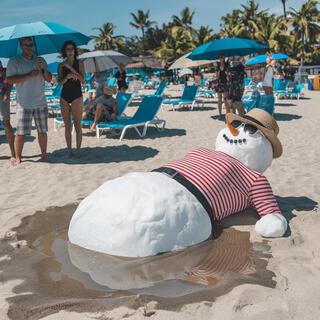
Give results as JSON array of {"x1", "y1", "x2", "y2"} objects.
[{"x1": 0, "y1": 203, "x2": 276, "y2": 320}]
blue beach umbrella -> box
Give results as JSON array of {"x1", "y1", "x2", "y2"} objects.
[
  {"x1": 189, "y1": 38, "x2": 267, "y2": 61},
  {"x1": 245, "y1": 53, "x2": 289, "y2": 66},
  {"x1": 47, "y1": 61, "x2": 61, "y2": 74},
  {"x1": 0, "y1": 21, "x2": 91, "y2": 58}
]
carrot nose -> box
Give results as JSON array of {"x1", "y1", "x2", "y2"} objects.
[{"x1": 227, "y1": 122, "x2": 239, "y2": 136}]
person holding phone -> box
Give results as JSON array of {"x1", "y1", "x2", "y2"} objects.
[{"x1": 6, "y1": 37, "x2": 52, "y2": 165}]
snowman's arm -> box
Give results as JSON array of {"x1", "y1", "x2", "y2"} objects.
[{"x1": 249, "y1": 175, "x2": 287, "y2": 238}]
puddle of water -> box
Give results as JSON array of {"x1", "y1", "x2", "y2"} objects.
[{"x1": 3, "y1": 204, "x2": 276, "y2": 319}]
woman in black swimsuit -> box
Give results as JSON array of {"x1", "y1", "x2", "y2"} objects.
[{"x1": 58, "y1": 41, "x2": 85, "y2": 157}]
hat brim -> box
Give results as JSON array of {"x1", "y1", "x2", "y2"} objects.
[{"x1": 226, "y1": 113, "x2": 283, "y2": 159}]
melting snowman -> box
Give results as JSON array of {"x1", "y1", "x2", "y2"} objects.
[{"x1": 68, "y1": 109, "x2": 287, "y2": 257}]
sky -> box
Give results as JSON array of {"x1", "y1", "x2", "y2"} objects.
[{"x1": 0, "y1": 0, "x2": 309, "y2": 63}]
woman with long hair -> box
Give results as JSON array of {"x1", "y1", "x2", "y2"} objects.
[{"x1": 58, "y1": 41, "x2": 85, "y2": 157}]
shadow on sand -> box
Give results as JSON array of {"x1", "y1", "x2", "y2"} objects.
[
  {"x1": 220, "y1": 195, "x2": 318, "y2": 237},
  {"x1": 273, "y1": 113, "x2": 302, "y2": 121},
  {"x1": 83, "y1": 127, "x2": 187, "y2": 140},
  {"x1": 275, "y1": 102, "x2": 297, "y2": 107},
  {"x1": 47, "y1": 145, "x2": 159, "y2": 164},
  {"x1": 211, "y1": 114, "x2": 226, "y2": 122}
]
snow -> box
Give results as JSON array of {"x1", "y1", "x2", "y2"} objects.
[
  {"x1": 68, "y1": 172, "x2": 211, "y2": 257},
  {"x1": 215, "y1": 126, "x2": 273, "y2": 173}
]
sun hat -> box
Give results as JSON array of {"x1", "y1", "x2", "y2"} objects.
[
  {"x1": 226, "y1": 109, "x2": 283, "y2": 158},
  {"x1": 103, "y1": 85, "x2": 114, "y2": 96}
]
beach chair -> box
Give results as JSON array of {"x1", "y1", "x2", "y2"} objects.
[
  {"x1": 242, "y1": 89, "x2": 261, "y2": 112},
  {"x1": 107, "y1": 77, "x2": 117, "y2": 88},
  {"x1": 257, "y1": 94, "x2": 275, "y2": 115},
  {"x1": 81, "y1": 92, "x2": 133, "y2": 128},
  {"x1": 0, "y1": 121, "x2": 4, "y2": 135},
  {"x1": 96, "y1": 95, "x2": 165, "y2": 140},
  {"x1": 46, "y1": 85, "x2": 62, "y2": 103},
  {"x1": 132, "y1": 80, "x2": 167, "y2": 99},
  {"x1": 162, "y1": 85, "x2": 199, "y2": 111},
  {"x1": 277, "y1": 84, "x2": 304, "y2": 100},
  {"x1": 197, "y1": 88, "x2": 216, "y2": 98}
]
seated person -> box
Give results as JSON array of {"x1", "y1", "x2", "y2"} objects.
[
  {"x1": 83, "y1": 90, "x2": 96, "y2": 114},
  {"x1": 84, "y1": 85, "x2": 118, "y2": 131}
]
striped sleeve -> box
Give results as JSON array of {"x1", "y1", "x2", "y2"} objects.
[{"x1": 249, "y1": 175, "x2": 281, "y2": 216}]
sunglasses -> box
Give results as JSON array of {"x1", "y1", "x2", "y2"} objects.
[
  {"x1": 230, "y1": 120, "x2": 258, "y2": 135},
  {"x1": 66, "y1": 47, "x2": 75, "y2": 51},
  {"x1": 23, "y1": 43, "x2": 34, "y2": 48}
]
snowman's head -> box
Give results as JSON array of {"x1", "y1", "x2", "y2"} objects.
[{"x1": 215, "y1": 110, "x2": 282, "y2": 173}]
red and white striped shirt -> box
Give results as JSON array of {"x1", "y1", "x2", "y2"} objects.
[{"x1": 164, "y1": 148, "x2": 281, "y2": 221}]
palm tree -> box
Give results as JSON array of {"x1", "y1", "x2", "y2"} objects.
[
  {"x1": 93, "y1": 22, "x2": 124, "y2": 50},
  {"x1": 220, "y1": 9, "x2": 245, "y2": 38},
  {"x1": 130, "y1": 10, "x2": 156, "y2": 54},
  {"x1": 239, "y1": 0, "x2": 269, "y2": 38},
  {"x1": 193, "y1": 26, "x2": 215, "y2": 47},
  {"x1": 253, "y1": 15, "x2": 288, "y2": 52},
  {"x1": 154, "y1": 27, "x2": 193, "y2": 61},
  {"x1": 280, "y1": 0, "x2": 288, "y2": 20},
  {"x1": 172, "y1": 7, "x2": 195, "y2": 29},
  {"x1": 288, "y1": 0, "x2": 320, "y2": 65}
]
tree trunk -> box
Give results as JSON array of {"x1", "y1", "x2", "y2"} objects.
[
  {"x1": 301, "y1": 32, "x2": 305, "y2": 67},
  {"x1": 142, "y1": 28, "x2": 145, "y2": 55},
  {"x1": 282, "y1": 1, "x2": 287, "y2": 20}
]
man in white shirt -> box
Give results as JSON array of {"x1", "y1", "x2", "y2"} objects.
[{"x1": 6, "y1": 37, "x2": 52, "y2": 165}]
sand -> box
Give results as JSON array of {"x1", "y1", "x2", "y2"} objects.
[{"x1": 0, "y1": 85, "x2": 319, "y2": 319}]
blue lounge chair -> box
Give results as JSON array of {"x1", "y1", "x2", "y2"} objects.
[
  {"x1": 47, "y1": 85, "x2": 62, "y2": 103},
  {"x1": 0, "y1": 121, "x2": 4, "y2": 134},
  {"x1": 242, "y1": 90, "x2": 274, "y2": 115},
  {"x1": 80, "y1": 92, "x2": 132, "y2": 128},
  {"x1": 107, "y1": 77, "x2": 117, "y2": 88},
  {"x1": 162, "y1": 85, "x2": 199, "y2": 110},
  {"x1": 133, "y1": 80, "x2": 168, "y2": 99},
  {"x1": 96, "y1": 95, "x2": 165, "y2": 140},
  {"x1": 242, "y1": 89, "x2": 261, "y2": 112},
  {"x1": 257, "y1": 94, "x2": 275, "y2": 115},
  {"x1": 276, "y1": 84, "x2": 304, "y2": 100}
]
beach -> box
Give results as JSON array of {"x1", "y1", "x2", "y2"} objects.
[{"x1": 0, "y1": 86, "x2": 319, "y2": 320}]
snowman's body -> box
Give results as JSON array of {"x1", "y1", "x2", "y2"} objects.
[{"x1": 69, "y1": 120, "x2": 287, "y2": 257}]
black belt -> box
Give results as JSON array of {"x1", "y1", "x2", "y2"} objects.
[{"x1": 152, "y1": 167, "x2": 217, "y2": 239}]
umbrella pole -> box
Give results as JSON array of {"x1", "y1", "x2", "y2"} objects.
[
  {"x1": 32, "y1": 36, "x2": 39, "y2": 56},
  {"x1": 94, "y1": 57, "x2": 98, "y2": 74}
]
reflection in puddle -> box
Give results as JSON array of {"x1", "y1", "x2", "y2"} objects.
[
  {"x1": 27, "y1": 205, "x2": 269, "y2": 298},
  {"x1": 4, "y1": 203, "x2": 276, "y2": 319}
]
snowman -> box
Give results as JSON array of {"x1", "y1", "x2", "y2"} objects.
[{"x1": 68, "y1": 109, "x2": 287, "y2": 257}]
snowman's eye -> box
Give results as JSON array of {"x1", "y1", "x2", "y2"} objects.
[
  {"x1": 243, "y1": 124, "x2": 258, "y2": 135},
  {"x1": 230, "y1": 120, "x2": 242, "y2": 129}
]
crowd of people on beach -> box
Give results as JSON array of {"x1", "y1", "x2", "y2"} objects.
[
  {"x1": 212, "y1": 54, "x2": 280, "y2": 119},
  {"x1": 0, "y1": 37, "x2": 124, "y2": 165},
  {"x1": 0, "y1": 37, "x2": 283, "y2": 166}
]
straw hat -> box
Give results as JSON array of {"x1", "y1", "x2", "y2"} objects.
[
  {"x1": 103, "y1": 85, "x2": 114, "y2": 96},
  {"x1": 226, "y1": 109, "x2": 283, "y2": 158}
]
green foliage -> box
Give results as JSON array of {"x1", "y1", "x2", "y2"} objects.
[{"x1": 93, "y1": 1, "x2": 320, "y2": 65}]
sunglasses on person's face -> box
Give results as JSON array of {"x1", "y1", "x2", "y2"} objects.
[
  {"x1": 23, "y1": 43, "x2": 33, "y2": 48},
  {"x1": 66, "y1": 47, "x2": 75, "y2": 51},
  {"x1": 230, "y1": 120, "x2": 258, "y2": 135}
]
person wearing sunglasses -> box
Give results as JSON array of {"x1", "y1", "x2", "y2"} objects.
[
  {"x1": 69, "y1": 108, "x2": 287, "y2": 258},
  {"x1": 58, "y1": 41, "x2": 85, "y2": 158},
  {"x1": 6, "y1": 37, "x2": 52, "y2": 165}
]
